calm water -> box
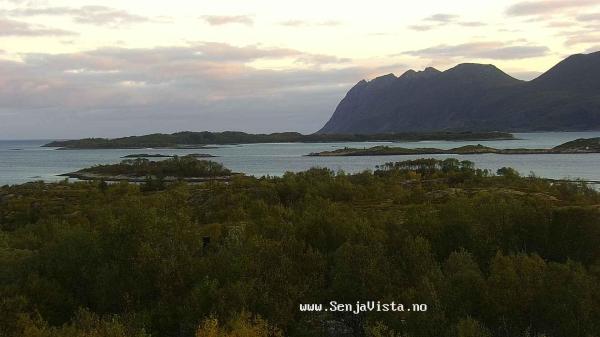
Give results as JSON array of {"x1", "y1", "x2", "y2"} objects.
[{"x1": 1, "y1": 132, "x2": 600, "y2": 186}]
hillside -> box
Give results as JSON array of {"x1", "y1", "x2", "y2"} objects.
[{"x1": 318, "y1": 51, "x2": 600, "y2": 133}]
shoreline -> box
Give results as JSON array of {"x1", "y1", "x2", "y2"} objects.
[
  {"x1": 308, "y1": 149, "x2": 600, "y2": 157},
  {"x1": 59, "y1": 172, "x2": 239, "y2": 183},
  {"x1": 307, "y1": 139, "x2": 600, "y2": 157}
]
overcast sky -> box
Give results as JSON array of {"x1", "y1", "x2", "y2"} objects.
[{"x1": 1, "y1": 0, "x2": 599, "y2": 139}]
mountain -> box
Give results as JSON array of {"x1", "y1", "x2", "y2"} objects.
[{"x1": 318, "y1": 51, "x2": 600, "y2": 133}]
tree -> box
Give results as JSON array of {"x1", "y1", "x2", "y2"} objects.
[{"x1": 195, "y1": 312, "x2": 282, "y2": 337}]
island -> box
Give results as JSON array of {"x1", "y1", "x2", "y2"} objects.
[
  {"x1": 60, "y1": 155, "x2": 236, "y2": 182},
  {"x1": 121, "y1": 153, "x2": 217, "y2": 158},
  {"x1": 307, "y1": 138, "x2": 600, "y2": 156},
  {"x1": 43, "y1": 130, "x2": 515, "y2": 149}
]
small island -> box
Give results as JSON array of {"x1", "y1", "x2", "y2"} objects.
[
  {"x1": 121, "y1": 153, "x2": 217, "y2": 158},
  {"x1": 61, "y1": 155, "x2": 236, "y2": 182},
  {"x1": 121, "y1": 154, "x2": 173, "y2": 158},
  {"x1": 308, "y1": 138, "x2": 600, "y2": 156},
  {"x1": 43, "y1": 130, "x2": 515, "y2": 149}
]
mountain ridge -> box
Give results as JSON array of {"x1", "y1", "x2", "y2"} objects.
[{"x1": 318, "y1": 51, "x2": 600, "y2": 133}]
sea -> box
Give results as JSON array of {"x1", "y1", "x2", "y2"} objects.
[{"x1": 1, "y1": 132, "x2": 600, "y2": 186}]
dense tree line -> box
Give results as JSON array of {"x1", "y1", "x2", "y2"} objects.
[
  {"x1": 79, "y1": 157, "x2": 232, "y2": 178},
  {"x1": 1, "y1": 159, "x2": 599, "y2": 337}
]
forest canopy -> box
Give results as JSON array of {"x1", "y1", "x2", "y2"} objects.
[
  {"x1": 77, "y1": 157, "x2": 232, "y2": 178},
  {"x1": 1, "y1": 158, "x2": 599, "y2": 337}
]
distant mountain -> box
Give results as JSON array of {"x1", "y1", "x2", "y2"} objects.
[{"x1": 318, "y1": 51, "x2": 600, "y2": 133}]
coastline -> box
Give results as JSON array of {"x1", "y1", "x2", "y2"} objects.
[
  {"x1": 307, "y1": 139, "x2": 600, "y2": 157},
  {"x1": 59, "y1": 172, "x2": 239, "y2": 183}
]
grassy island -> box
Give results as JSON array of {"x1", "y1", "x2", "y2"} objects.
[
  {"x1": 61, "y1": 156, "x2": 234, "y2": 182},
  {"x1": 308, "y1": 137, "x2": 600, "y2": 156},
  {"x1": 43, "y1": 131, "x2": 515, "y2": 149},
  {"x1": 1, "y1": 159, "x2": 600, "y2": 336},
  {"x1": 553, "y1": 137, "x2": 600, "y2": 151}
]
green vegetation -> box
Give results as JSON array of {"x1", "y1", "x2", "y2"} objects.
[
  {"x1": 43, "y1": 131, "x2": 515, "y2": 149},
  {"x1": 62, "y1": 156, "x2": 233, "y2": 182},
  {"x1": 553, "y1": 137, "x2": 600, "y2": 152},
  {"x1": 122, "y1": 154, "x2": 174, "y2": 158},
  {"x1": 121, "y1": 154, "x2": 216, "y2": 159},
  {"x1": 308, "y1": 139, "x2": 600, "y2": 156},
  {"x1": 1, "y1": 158, "x2": 600, "y2": 337}
]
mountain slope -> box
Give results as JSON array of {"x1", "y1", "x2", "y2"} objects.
[{"x1": 318, "y1": 51, "x2": 600, "y2": 133}]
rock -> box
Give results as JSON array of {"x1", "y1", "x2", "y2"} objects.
[{"x1": 318, "y1": 51, "x2": 600, "y2": 134}]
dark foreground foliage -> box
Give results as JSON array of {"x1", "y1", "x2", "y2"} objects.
[{"x1": 1, "y1": 159, "x2": 600, "y2": 337}]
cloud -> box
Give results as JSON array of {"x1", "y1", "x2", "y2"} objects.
[
  {"x1": 279, "y1": 20, "x2": 341, "y2": 27},
  {"x1": 295, "y1": 54, "x2": 351, "y2": 65},
  {"x1": 564, "y1": 33, "x2": 600, "y2": 46},
  {"x1": 459, "y1": 21, "x2": 486, "y2": 27},
  {"x1": 425, "y1": 13, "x2": 458, "y2": 23},
  {"x1": 506, "y1": 0, "x2": 598, "y2": 16},
  {"x1": 546, "y1": 20, "x2": 575, "y2": 27},
  {"x1": 548, "y1": 10, "x2": 600, "y2": 48},
  {"x1": 577, "y1": 13, "x2": 600, "y2": 21},
  {"x1": 403, "y1": 41, "x2": 550, "y2": 60},
  {"x1": 408, "y1": 24, "x2": 433, "y2": 31},
  {"x1": 0, "y1": 17, "x2": 76, "y2": 36},
  {"x1": 408, "y1": 13, "x2": 485, "y2": 31},
  {"x1": 200, "y1": 15, "x2": 254, "y2": 26},
  {"x1": 367, "y1": 32, "x2": 398, "y2": 37},
  {"x1": 188, "y1": 42, "x2": 301, "y2": 61},
  {"x1": 4, "y1": 6, "x2": 158, "y2": 27},
  {"x1": 585, "y1": 46, "x2": 600, "y2": 53},
  {"x1": 0, "y1": 43, "x2": 375, "y2": 137}
]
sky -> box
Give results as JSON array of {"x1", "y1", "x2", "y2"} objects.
[{"x1": 0, "y1": 0, "x2": 599, "y2": 139}]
